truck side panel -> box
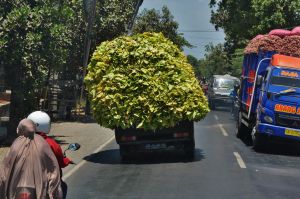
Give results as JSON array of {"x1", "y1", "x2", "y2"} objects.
[{"x1": 240, "y1": 52, "x2": 275, "y2": 116}]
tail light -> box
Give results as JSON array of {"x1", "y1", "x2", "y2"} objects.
[
  {"x1": 121, "y1": 135, "x2": 137, "y2": 142},
  {"x1": 16, "y1": 187, "x2": 35, "y2": 199},
  {"x1": 17, "y1": 192, "x2": 33, "y2": 199},
  {"x1": 174, "y1": 132, "x2": 190, "y2": 138}
]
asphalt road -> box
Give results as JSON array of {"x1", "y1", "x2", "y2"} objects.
[{"x1": 66, "y1": 107, "x2": 300, "y2": 199}]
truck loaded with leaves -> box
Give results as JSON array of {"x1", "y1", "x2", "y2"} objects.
[{"x1": 85, "y1": 33, "x2": 209, "y2": 158}]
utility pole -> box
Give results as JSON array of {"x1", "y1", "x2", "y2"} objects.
[
  {"x1": 80, "y1": 0, "x2": 144, "y2": 116},
  {"x1": 81, "y1": 0, "x2": 97, "y2": 116},
  {"x1": 127, "y1": 0, "x2": 144, "y2": 35}
]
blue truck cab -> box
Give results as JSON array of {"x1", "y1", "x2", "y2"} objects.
[{"x1": 237, "y1": 53, "x2": 300, "y2": 150}]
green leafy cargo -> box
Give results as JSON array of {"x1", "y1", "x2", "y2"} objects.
[{"x1": 85, "y1": 32, "x2": 209, "y2": 130}]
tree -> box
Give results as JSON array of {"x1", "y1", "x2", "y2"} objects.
[
  {"x1": 133, "y1": 6, "x2": 192, "y2": 49},
  {"x1": 94, "y1": 0, "x2": 138, "y2": 42},
  {"x1": 0, "y1": 0, "x2": 143, "y2": 138},
  {"x1": 209, "y1": 0, "x2": 300, "y2": 52},
  {"x1": 252, "y1": 0, "x2": 300, "y2": 33},
  {"x1": 199, "y1": 43, "x2": 231, "y2": 78},
  {"x1": 209, "y1": 0, "x2": 256, "y2": 52},
  {"x1": 230, "y1": 49, "x2": 243, "y2": 77},
  {"x1": 187, "y1": 55, "x2": 201, "y2": 80},
  {"x1": 0, "y1": 0, "x2": 80, "y2": 137}
]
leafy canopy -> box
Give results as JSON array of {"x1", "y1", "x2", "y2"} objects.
[
  {"x1": 210, "y1": 0, "x2": 300, "y2": 51},
  {"x1": 199, "y1": 43, "x2": 232, "y2": 78},
  {"x1": 187, "y1": 55, "x2": 201, "y2": 80},
  {"x1": 133, "y1": 6, "x2": 192, "y2": 49},
  {"x1": 0, "y1": 0, "x2": 140, "y2": 136},
  {"x1": 85, "y1": 33, "x2": 209, "y2": 130}
]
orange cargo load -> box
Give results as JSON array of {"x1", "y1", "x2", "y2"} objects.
[{"x1": 271, "y1": 54, "x2": 300, "y2": 70}]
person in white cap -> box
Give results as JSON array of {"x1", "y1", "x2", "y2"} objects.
[
  {"x1": 0, "y1": 119, "x2": 62, "y2": 199},
  {"x1": 28, "y1": 111, "x2": 72, "y2": 199}
]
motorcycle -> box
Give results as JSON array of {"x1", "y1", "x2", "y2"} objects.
[
  {"x1": 17, "y1": 143, "x2": 81, "y2": 199},
  {"x1": 62, "y1": 143, "x2": 80, "y2": 199}
]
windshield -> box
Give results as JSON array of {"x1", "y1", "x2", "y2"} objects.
[
  {"x1": 270, "y1": 69, "x2": 300, "y2": 89},
  {"x1": 270, "y1": 76, "x2": 300, "y2": 89},
  {"x1": 213, "y1": 78, "x2": 237, "y2": 89}
]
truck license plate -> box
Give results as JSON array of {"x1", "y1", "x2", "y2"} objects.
[
  {"x1": 285, "y1": 129, "x2": 300, "y2": 137},
  {"x1": 145, "y1": 143, "x2": 167, "y2": 150}
]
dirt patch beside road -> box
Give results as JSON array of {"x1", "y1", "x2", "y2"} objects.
[{"x1": 51, "y1": 122, "x2": 114, "y2": 175}]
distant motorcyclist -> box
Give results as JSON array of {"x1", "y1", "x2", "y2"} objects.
[
  {"x1": 230, "y1": 84, "x2": 239, "y2": 116},
  {"x1": 27, "y1": 111, "x2": 72, "y2": 199}
]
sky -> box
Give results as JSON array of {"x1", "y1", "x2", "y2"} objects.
[{"x1": 139, "y1": 0, "x2": 225, "y2": 59}]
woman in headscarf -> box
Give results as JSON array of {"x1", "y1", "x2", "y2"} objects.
[{"x1": 0, "y1": 119, "x2": 63, "y2": 199}]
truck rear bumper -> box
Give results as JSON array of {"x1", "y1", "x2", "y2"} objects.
[
  {"x1": 119, "y1": 138, "x2": 194, "y2": 152},
  {"x1": 257, "y1": 123, "x2": 300, "y2": 141},
  {"x1": 210, "y1": 96, "x2": 232, "y2": 103}
]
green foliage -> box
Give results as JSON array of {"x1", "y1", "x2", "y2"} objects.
[
  {"x1": 187, "y1": 55, "x2": 201, "y2": 80},
  {"x1": 210, "y1": 0, "x2": 300, "y2": 52},
  {"x1": 94, "y1": 0, "x2": 138, "y2": 41},
  {"x1": 210, "y1": 0, "x2": 256, "y2": 52},
  {"x1": 199, "y1": 43, "x2": 231, "y2": 78},
  {"x1": 230, "y1": 49, "x2": 243, "y2": 77},
  {"x1": 133, "y1": 6, "x2": 192, "y2": 49},
  {"x1": 199, "y1": 44, "x2": 242, "y2": 78},
  {"x1": 251, "y1": 0, "x2": 300, "y2": 33},
  {"x1": 85, "y1": 33, "x2": 209, "y2": 130},
  {"x1": 0, "y1": 0, "x2": 87, "y2": 136},
  {"x1": 0, "y1": 1, "x2": 78, "y2": 111}
]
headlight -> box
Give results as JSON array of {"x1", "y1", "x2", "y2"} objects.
[{"x1": 264, "y1": 115, "x2": 273, "y2": 124}]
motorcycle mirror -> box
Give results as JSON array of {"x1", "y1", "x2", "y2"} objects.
[{"x1": 67, "y1": 143, "x2": 81, "y2": 151}]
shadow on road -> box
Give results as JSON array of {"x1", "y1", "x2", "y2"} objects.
[
  {"x1": 257, "y1": 143, "x2": 300, "y2": 157},
  {"x1": 239, "y1": 134, "x2": 253, "y2": 147},
  {"x1": 84, "y1": 148, "x2": 205, "y2": 165},
  {"x1": 239, "y1": 135, "x2": 300, "y2": 157},
  {"x1": 212, "y1": 105, "x2": 231, "y2": 112}
]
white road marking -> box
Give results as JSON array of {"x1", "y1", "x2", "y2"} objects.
[
  {"x1": 218, "y1": 124, "x2": 229, "y2": 137},
  {"x1": 233, "y1": 152, "x2": 247, "y2": 169},
  {"x1": 214, "y1": 114, "x2": 228, "y2": 137},
  {"x1": 214, "y1": 115, "x2": 219, "y2": 121},
  {"x1": 62, "y1": 136, "x2": 115, "y2": 181}
]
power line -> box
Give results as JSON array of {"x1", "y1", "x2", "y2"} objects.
[{"x1": 179, "y1": 30, "x2": 221, "y2": 33}]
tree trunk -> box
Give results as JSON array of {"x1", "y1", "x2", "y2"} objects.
[
  {"x1": 7, "y1": 61, "x2": 24, "y2": 140},
  {"x1": 8, "y1": 86, "x2": 24, "y2": 140}
]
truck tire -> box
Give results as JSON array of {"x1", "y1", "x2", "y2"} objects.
[
  {"x1": 235, "y1": 111, "x2": 251, "y2": 138},
  {"x1": 119, "y1": 146, "x2": 130, "y2": 161},
  {"x1": 184, "y1": 139, "x2": 195, "y2": 159},
  {"x1": 209, "y1": 99, "x2": 216, "y2": 110},
  {"x1": 252, "y1": 127, "x2": 266, "y2": 152},
  {"x1": 236, "y1": 111, "x2": 248, "y2": 138}
]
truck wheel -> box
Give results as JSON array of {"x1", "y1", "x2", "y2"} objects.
[
  {"x1": 184, "y1": 140, "x2": 195, "y2": 159},
  {"x1": 119, "y1": 146, "x2": 130, "y2": 161},
  {"x1": 209, "y1": 99, "x2": 216, "y2": 110},
  {"x1": 236, "y1": 111, "x2": 248, "y2": 138},
  {"x1": 252, "y1": 128, "x2": 266, "y2": 152}
]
